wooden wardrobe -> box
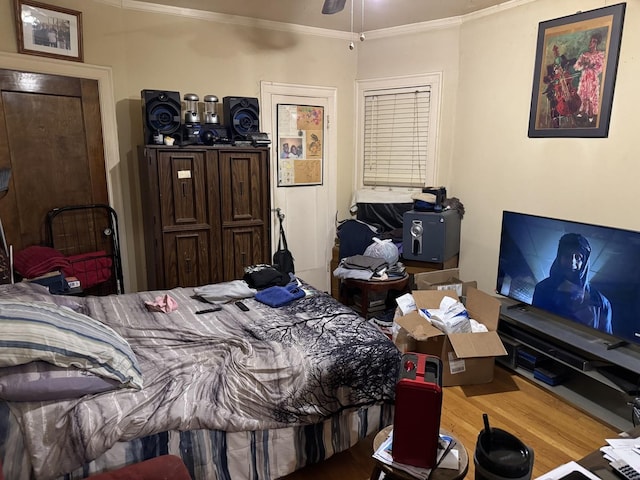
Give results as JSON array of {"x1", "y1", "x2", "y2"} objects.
[{"x1": 138, "y1": 145, "x2": 271, "y2": 290}]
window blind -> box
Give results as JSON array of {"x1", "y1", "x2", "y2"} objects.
[{"x1": 362, "y1": 87, "x2": 431, "y2": 188}]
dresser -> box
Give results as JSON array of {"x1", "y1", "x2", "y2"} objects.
[{"x1": 138, "y1": 145, "x2": 271, "y2": 290}]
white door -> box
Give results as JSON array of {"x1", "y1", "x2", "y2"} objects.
[{"x1": 260, "y1": 82, "x2": 337, "y2": 292}]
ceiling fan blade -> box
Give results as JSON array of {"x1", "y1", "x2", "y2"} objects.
[{"x1": 322, "y1": 0, "x2": 347, "y2": 14}]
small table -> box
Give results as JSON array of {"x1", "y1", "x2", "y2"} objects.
[
  {"x1": 370, "y1": 425, "x2": 469, "y2": 480},
  {"x1": 578, "y1": 426, "x2": 640, "y2": 478},
  {"x1": 339, "y1": 275, "x2": 410, "y2": 319}
]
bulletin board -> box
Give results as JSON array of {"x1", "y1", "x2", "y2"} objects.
[{"x1": 276, "y1": 104, "x2": 324, "y2": 186}]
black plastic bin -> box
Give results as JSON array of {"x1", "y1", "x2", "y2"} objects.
[{"x1": 474, "y1": 414, "x2": 534, "y2": 480}]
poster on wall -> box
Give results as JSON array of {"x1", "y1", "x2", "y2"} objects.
[
  {"x1": 528, "y1": 3, "x2": 625, "y2": 138},
  {"x1": 276, "y1": 104, "x2": 324, "y2": 186}
]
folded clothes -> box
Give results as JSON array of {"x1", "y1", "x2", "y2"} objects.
[
  {"x1": 193, "y1": 280, "x2": 257, "y2": 304},
  {"x1": 64, "y1": 251, "x2": 112, "y2": 289},
  {"x1": 14, "y1": 246, "x2": 71, "y2": 279},
  {"x1": 342, "y1": 255, "x2": 388, "y2": 272},
  {"x1": 255, "y1": 283, "x2": 305, "y2": 308}
]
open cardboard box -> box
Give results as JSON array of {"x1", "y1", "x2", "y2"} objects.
[
  {"x1": 395, "y1": 287, "x2": 507, "y2": 386},
  {"x1": 413, "y1": 268, "x2": 477, "y2": 297}
]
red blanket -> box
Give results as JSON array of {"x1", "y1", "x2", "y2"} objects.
[
  {"x1": 14, "y1": 245, "x2": 112, "y2": 289},
  {"x1": 63, "y1": 251, "x2": 112, "y2": 290}
]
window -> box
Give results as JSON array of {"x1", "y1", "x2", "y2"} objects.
[{"x1": 356, "y1": 73, "x2": 441, "y2": 192}]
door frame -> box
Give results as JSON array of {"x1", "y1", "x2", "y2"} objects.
[
  {"x1": 0, "y1": 52, "x2": 131, "y2": 291},
  {"x1": 260, "y1": 82, "x2": 338, "y2": 289}
]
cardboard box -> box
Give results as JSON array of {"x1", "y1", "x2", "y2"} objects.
[
  {"x1": 413, "y1": 268, "x2": 478, "y2": 297},
  {"x1": 395, "y1": 287, "x2": 507, "y2": 386}
]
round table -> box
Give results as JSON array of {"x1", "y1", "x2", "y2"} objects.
[
  {"x1": 370, "y1": 425, "x2": 469, "y2": 480},
  {"x1": 339, "y1": 274, "x2": 410, "y2": 319}
]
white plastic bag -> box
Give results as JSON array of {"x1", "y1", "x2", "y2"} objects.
[{"x1": 364, "y1": 237, "x2": 399, "y2": 266}]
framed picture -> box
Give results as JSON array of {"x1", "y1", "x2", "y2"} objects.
[
  {"x1": 14, "y1": 0, "x2": 83, "y2": 62},
  {"x1": 276, "y1": 104, "x2": 324, "y2": 187},
  {"x1": 528, "y1": 3, "x2": 625, "y2": 138}
]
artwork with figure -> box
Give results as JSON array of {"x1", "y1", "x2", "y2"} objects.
[
  {"x1": 528, "y1": 4, "x2": 625, "y2": 138},
  {"x1": 538, "y1": 27, "x2": 609, "y2": 129}
]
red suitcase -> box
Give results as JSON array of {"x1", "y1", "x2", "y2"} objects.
[{"x1": 392, "y1": 352, "x2": 443, "y2": 468}]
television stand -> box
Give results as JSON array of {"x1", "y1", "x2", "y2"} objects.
[
  {"x1": 597, "y1": 365, "x2": 640, "y2": 395},
  {"x1": 498, "y1": 300, "x2": 640, "y2": 431},
  {"x1": 505, "y1": 302, "x2": 527, "y2": 310}
]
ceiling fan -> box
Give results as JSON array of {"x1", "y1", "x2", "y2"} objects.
[{"x1": 322, "y1": 0, "x2": 346, "y2": 14}]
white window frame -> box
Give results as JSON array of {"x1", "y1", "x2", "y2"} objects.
[{"x1": 355, "y1": 73, "x2": 441, "y2": 196}]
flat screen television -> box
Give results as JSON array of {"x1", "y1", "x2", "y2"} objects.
[{"x1": 496, "y1": 211, "x2": 640, "y2": 347}]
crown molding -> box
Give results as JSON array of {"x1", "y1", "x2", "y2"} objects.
[
  {"x1": 95, "y1": 0, "x2": 352, "y2": 40},
  {"x1": 364, "y1": 0, "x2": 537, "y2": 40},
  {"x1": 93, "y1": 0, "x2": 534, "y2": 40}
]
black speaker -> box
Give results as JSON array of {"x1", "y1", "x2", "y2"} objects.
[
  {"x1": 141, "y1": 90, "x2": 181, "y2": 145},
  {"x1": 223, "y1": 97, "x2": 260, "y2": 141}
]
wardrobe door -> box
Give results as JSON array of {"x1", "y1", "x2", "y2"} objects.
[
  {"x1": 218, "y1": 148, "x2": 270, "y2": 280},
  {"x1": 140, "y1": 146, "x2": 222, "y2": 290}
]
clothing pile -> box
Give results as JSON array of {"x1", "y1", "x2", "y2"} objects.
[
  {"x1": 193, "y1": 264, "x2": 306, "y2": 309},
  {"x1": 13, "y1": 245, "x2": 112, "y2": 294},
  {"x1": 333, "y1": 254, "x2": 389, "y2": 281}
]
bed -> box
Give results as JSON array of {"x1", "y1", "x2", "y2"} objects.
[{"x1": 0, "y1": 279, "x2": 399, "y2": 480}]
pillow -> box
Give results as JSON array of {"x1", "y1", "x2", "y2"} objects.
[
  {"x1": 0, "y1": 361, "x2": 120, "y2": 401},
  {"x1": 0, "y1": 300, "x2": 143, "y2": 389},
  {"x1": 0, "y1": 282, "x2": 86, "y2": 312}
]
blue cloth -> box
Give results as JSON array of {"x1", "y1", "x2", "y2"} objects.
[{"x1": 255, "y1": 282, "x2": 305, "y2": 308}]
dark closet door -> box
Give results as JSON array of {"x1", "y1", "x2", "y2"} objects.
[
  {"x1": 219, "y1": 149, "x2": 270, "y2": 280},
  {"x1": 0, "y1": 69, "x2": 108, "y2": 251}
]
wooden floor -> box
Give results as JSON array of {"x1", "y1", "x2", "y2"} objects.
[{"x1": 281, "y1": 365, "x2": 620, "y2": 479}]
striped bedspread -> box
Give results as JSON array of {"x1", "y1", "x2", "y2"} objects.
[{"x1": 1, "y1": 284, "x2": 399, "y2": 479}]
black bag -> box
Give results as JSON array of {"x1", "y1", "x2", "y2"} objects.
[{"x1": 273, "y1": 211, "x2": 295, "y2": 275}]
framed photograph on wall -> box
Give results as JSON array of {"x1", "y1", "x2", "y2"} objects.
[
  {"x1": 528, "y1": 3, "x2": 625, "y2": 138},
  {"x1": 14, "y1": 0, "x2": 84, "y2": 62},
  {"x1": 276, "y1": 104, "x2": 324, "y2": 187}
]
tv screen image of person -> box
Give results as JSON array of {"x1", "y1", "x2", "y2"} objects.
[{"x1": 496, "y1": 211, "x2": 640, "y2": 347}]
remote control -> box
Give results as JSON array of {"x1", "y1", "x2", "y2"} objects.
[
  {"x1": 195, "y1": 307, "x2": 222, "y2": 314},
  {"x1": 235, "y1": 301, "x2": 250, "y2": 312},
  {"x1": 610, "y1": 459, "x2": 640, "y2": 480}
]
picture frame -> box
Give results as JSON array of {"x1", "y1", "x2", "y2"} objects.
[
  {"x1": 528, "y1": 3, "x2": 625, "y2": 138},
  {"x1": 276, "y1": 104, "x2": 324, "y2": 187},
  {"x1": 14, "y1": 0, "x2": 83, "y2": 62}
]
